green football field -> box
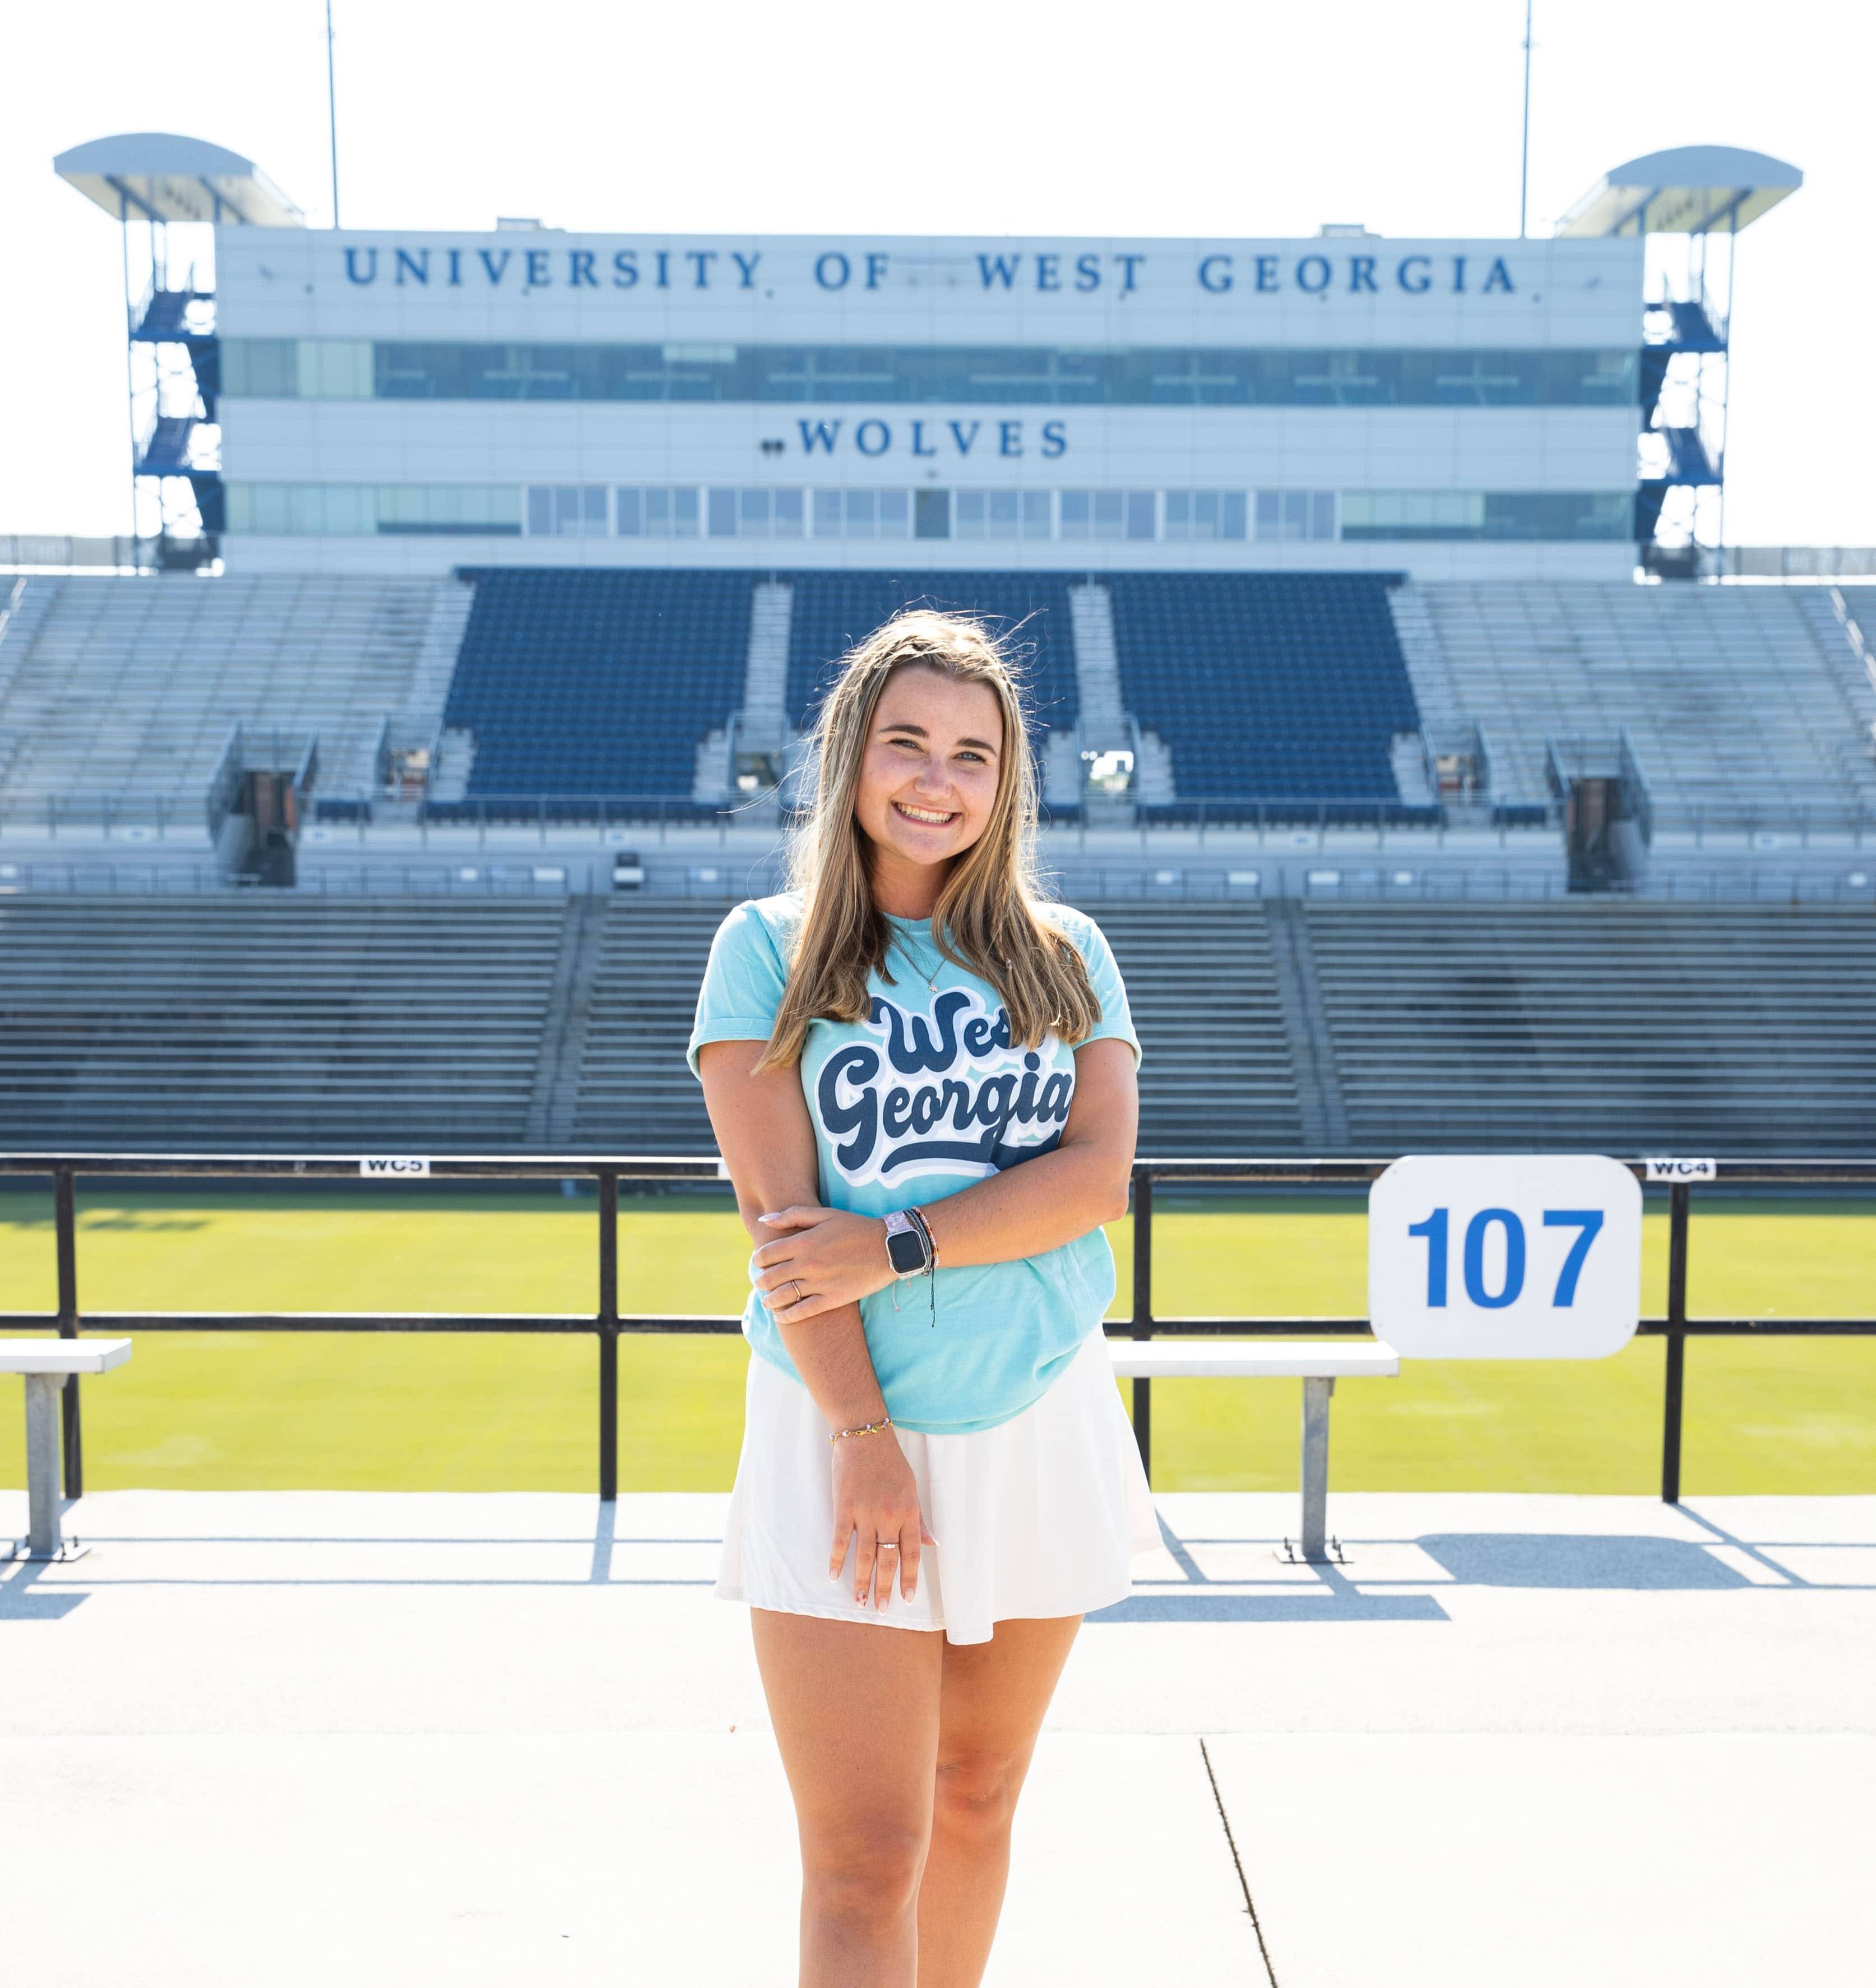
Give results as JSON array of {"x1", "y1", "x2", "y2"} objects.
[{"x1": 1, "y1": 1186, "x2": 1871, "y2": 1495}]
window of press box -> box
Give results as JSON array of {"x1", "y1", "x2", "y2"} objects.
[
  {"x1": 1255, "y1": 491, "x2": 1338, "y2": 542},
  {"x1": 225, "y1": 482, "x2": 522, "y2": 535},
  {"x1": 1339, "y1": 491, "x2": 1484, "y2": 535},
  {"x1": 380, "y1": 485, "x2": 524, "y2": 535},
  {"x1": 1059, "y1": 491, "x2": 1156, "y2": 541},
  {"x1": 220, "y1": 479, "x2": 1622, "y2": 544},
  {"x1": 225, "y1": 482, "x2": 370, "y2": 535},
  {"x1": 914, "y1": 489, "x2": 952, "y2": 540},
  {"x1": 706, "y1": 489, "x2": 807, "y2": 537},
  {"x1": 305, "y1": 339, "x2": 1638, "y2": 407},
  {"x1": 954, "y1": 492, "x2": 1052, "y2": 540},
  {"x1": 615, "y1": 488, "x2": 701, "y2": 538},
  {"x1": 526, "y1": 486, "x2": 609, "y2": 537},
  {"x1": 1337, "y1": 490, "x2": 1631, "y2": 540},
  {"x1": 749, "y1": 489, "x2": 805, "y2": 538},
  {"x1": 1164, "y1": 492, "x2": 1249, "y2": 542},
  {"x1": 812, "y1": 491, "x2": 912, "y2": 539},
  {"x1": 219, "y1": 338, "x2": 371, "y2": 399}
]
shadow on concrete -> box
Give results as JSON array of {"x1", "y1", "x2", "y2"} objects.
[
  {"x1": 589, "y1": 1502, "x2": 614, "y2": 1583},
  {"x1": 0, "y1": 1563, "x2": 88, "y2": 1620},
  {"x1": 1095, "y1": 1516, "x2": 1452, "y2": 1621},
  {"x1": 1418, "y1": 1533, "x2": 1749, "y2": 1589},
  {"x1": 1088, "y1": 1591, "x2": 1450, "y2": 1624}
]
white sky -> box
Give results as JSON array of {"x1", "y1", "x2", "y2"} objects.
[{"x1": 5, "y1": 0, "x2": 1870, "y2": 543}]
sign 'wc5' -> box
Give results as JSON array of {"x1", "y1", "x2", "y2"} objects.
[{"x1": 1369, "y1": 1155, "x2": 1642, "y2": 1358}]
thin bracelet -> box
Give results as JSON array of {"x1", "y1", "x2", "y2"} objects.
[
  {"x1": 907, "y1": 1206, "x2": 939, "y2": 1326},
  {"x1": 907, "y1": 1205, "x2": 940, "y2": 1270},
  {"x1": 829, "y1": 1414, "x2": 895, "y2": 1444}
]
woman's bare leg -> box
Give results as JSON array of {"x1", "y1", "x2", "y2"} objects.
[
  {"x1": 915, "y1": 1615, "x2": 1083, "y2": 1988},
  {"x1": 751, "y1": 1607, "x2": 947, "y2": 1988}
]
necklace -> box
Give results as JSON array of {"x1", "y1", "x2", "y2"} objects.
[{"x1": 891, "y1": 926, "x2": 942, "y2": 993}]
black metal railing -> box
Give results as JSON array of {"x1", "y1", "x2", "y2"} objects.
[
  {"x1": 1119, "y1": 1159, "x2": 1876, "y2": 1499},
  {"x1": 3, "y1": 1152, "x2": 1871, "y2": 1506},
  {"x1": 11, "y1": 861, "x2": 1875, "y2": 909}
]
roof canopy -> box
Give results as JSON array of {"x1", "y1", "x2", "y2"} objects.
[
  {"x1": 54, "y1": 132, "x2": 304, "y2": 226},
  {"x1": 1556, "y1": 146, "x2": 1801, "y2": 237}
]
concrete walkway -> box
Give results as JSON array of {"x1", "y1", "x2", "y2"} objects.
[{"x1": 2, "y1": 1489, "x2": 1870, "y2": 1986}]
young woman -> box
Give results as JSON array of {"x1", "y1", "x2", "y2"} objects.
[{"x1": 689, "y1": 607, "x2": 1156, "y2": 1988}]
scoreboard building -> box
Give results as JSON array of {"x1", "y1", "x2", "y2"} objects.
[
  {"x1": 56, "y1": 137, "x2": 1806, "y2": 580},
  {"x1": 209, "y1": 224, "x2": 1642, "y2": 579}
]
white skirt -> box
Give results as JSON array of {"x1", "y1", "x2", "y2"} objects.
[{"x1": 716, "y1": 1328, "x2": 1160, "y2": 1645}]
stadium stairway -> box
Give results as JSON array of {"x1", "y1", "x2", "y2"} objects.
[
  {"x1": 524, "y1": 895, "x2": 610, "y2": 1148},
  {"x1": 0, "y1": 577, "x2": 62, "y2": 790},
  {"x1": 696, "y1": 579, "x2": 794, "y2": 805},
  {"x1": 569, "y1": 901, "x2": 721, "y2": 1152},
  {"x1": 1794, "y1": 586, "x2": 1876, "y2": 752},
  {"x1": 1067, "y1": 584, "x2": 1175, "y2": 813},
  {"x1": 0, "y1": 578, "x2": 59, "y2": 696},
  {"x1": 782, "y1": 570, "x2": 1082, "y2": 739}
]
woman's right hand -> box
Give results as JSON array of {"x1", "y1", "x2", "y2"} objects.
[{"x1": 830, "y1": 1430, "x2": 938, "y2": 1611}]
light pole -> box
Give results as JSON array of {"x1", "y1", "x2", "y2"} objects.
[
  {"x1": 1518, "y1": 0, "x2": 1534, "y2": 237},
  {"x1": 326, "y1": 0, "x2": 341, "y2": 228}
]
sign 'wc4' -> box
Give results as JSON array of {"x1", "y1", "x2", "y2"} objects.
[{"x1": 1369, "y1": 1155, "x2": 1643, "y2": 1358}]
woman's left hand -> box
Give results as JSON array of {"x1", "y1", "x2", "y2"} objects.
[{"x1": 751, "y1": 1204, "x2": 897, "y2": 1324}]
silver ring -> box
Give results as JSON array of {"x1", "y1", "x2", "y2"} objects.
[
  {"x1": 788, "y1": 1279, "x2": 803, "y2": 1303},
  {"x1": 877, "y1": 1541, "x2": 899, "y2": 1551}
]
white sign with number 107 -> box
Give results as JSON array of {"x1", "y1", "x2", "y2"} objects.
[{"x1": 1369, "y1": 1155, "x2": 1642, "y2": 1358}]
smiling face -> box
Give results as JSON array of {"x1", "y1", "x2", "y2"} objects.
[{"x1": 854, "y1": 663, "x2": 1006, "y2": 909}]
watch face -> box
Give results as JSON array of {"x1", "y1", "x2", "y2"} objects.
[{"x1": 886, "y1": 1228, "x2": 927, "y2": 1274}]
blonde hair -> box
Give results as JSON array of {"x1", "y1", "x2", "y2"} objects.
[{"x1": 757, "y1": 607, "x2": 1100, "y2": 1071}]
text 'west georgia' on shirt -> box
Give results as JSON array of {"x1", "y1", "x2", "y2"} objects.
[{"x1": 687, "y1": 894, "x2": 1141, "y2": 1435}]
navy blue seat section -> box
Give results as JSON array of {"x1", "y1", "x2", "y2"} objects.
[
  {"x1": 784, "y1": 573, "x2": 1080, "y2": 740},
  {"x1": 1107, "y1": 574, "x2": 1425, "y2": 816},
  {"x1": 443, "y1": 570, "x2": 752, "y2": 805}
]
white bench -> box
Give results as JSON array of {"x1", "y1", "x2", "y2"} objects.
[
  {"x1": 2, "y1": 1339, "x2": 133, "y2": 1564},
  {"x1": 1109, "y1": 1339, "x2": 1401, "y2": 1562}
]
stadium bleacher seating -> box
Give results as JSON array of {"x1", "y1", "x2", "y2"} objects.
[
  {"x1": 1396, "y1": 581, "x2": 1876, "y2": 826},
  {"x1": 1, "y1": 891, "x2": 1872, "y2": 1155},
  {"x1": 564, "y1": 897, "x2": 1306, "y2": 1154},
  {"x1": 1094, "y1": 903, "x2": 1307, "y2": 1152},
  {"x1": 444, "y1": 570, "x2": 751, "y2": 807},
  {"x1": 1104, "y1": 573, "x2": 1428, "y2": 819},
  {"x1": 1305, "y1": 900, "x2": 1876, "y2": 1154},
  {"x1": 0, "y1": 574, "x2": 461, "y2": 821},
  {"x1": 783, "y1": 572, "x2": 1081, "y2": 738},
  {"x1": 521, "y1": 888, "x2": 1876, "y2": 1158},
  {"x1": 0, "y1": 895, "x2": 566, "y2": 1150},
  {"x1": 8, "y1": 570, "x2": 1872, "y2": 842},
  {"x1": 7, "y1": 554, "x2": 1876, "y2": 1169}
]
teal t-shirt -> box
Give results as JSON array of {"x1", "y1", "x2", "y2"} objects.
[{"x1": 687, "y1": 894, "x2": 1140, "y2": 1435}]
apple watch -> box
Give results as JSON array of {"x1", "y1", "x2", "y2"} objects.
[{"x1": 882, "y1": 1209, "x2": 933, "y2": 1278}]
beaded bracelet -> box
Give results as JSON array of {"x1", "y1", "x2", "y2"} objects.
[{"x1": 829, "y1": 1414, "x2": 895, "y2": 1444}]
